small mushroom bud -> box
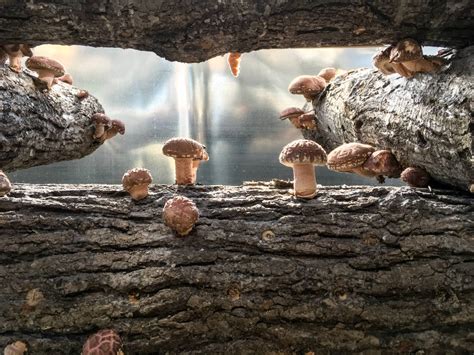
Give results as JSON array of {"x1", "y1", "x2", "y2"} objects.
[
  {"x1": 288, "y1": 75, "x2": 327, "y2": 101},
  {"x1": 400, "y1": 167, "x2": 431, "y2": 188},
  {"x1": 3, "y1": 341, "x2": 27, "y2": 355},
  {"x1": 76, "y1": 90, "x2": 89, "y2": 100},
  {"x1": 162, "y1": 137, "x2": 206, "y2": 185},
  {"x1": 228, "y1": 52, "x2": 242, "y2": 77},
  {"x1": 362, "y1": 150, "x2": 401, "y2": 178},
  {"x1": 163, "y1": 196, "x2": 199, "y2": 237},
  {"x1": 103, "y1": 119, "x2": 126, "y2": 141},
  {"x1": 82, "y1": 329, "x2": 124, "y2": 355},
  {"x1": 25, "y1": 56, "x2": 65, "y2": 89},
  {"x1": 122, "y1": 168, "x2": 153, "y2": 201},
  {"x1": 279, "y1": 139, "x2": 327, "y2": 199},
  {"x1": 91, "y1": 113, "x2": 112, "y2": 140},
  {"x1": 0, "y1": 170, "x2": 12, "y2": 197},
  {"x1": 56, "y1": 73, "x2": 73, "y2": 85}
]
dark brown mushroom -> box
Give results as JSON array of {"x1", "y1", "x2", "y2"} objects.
[
  {"x1": 400, "y1": 167, "x2": 431, "y2": 188},
  {"x1": 103, "y1": 119, "x2": 126, "y2": 141},
  {"x1": 0, "y1": 170, "x2": 12, "y2": 197}
]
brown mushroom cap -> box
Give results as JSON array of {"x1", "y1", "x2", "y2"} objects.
[
  {"x1": 162, "y1": 137, "x2": 204, "y2": 159},
  {"x1": 372, "y1": 46, "x2": 396, "y2": 75},
  {"x1": 0, "y1": 170, "x2": 12, "y2": 197},
  {"x1": 122, "y1": 168, "x2": 153, "y2": 191},
  {"x1": 91, "y1": 113, "x2": 111, "y2": 125},
  {"x1": 390, "y1": 38, "x2": 423, "y2": 63},
  {"x1": 82, "y1": 329, "x2": 123, "y2": 355},
  {"x1": 327, "y1": 143, "x2": 375, "y2": 172},
  {"x1": 400, "y1": 167, "x2": 430, "y2": 188},
  {"x1": 279, "y1": 107, "x2": 305, "y2": 120},
  {"x1": 25, "y1": 56, "x2": 65, "y2": 77},
  {"x1": 317, "y1": 67, "x2": 337, "y2": 82},
  {"x1": 163, "y1": 196, "x2": 199, "y2": 236},
  {"x1": 110, "y1": 120, "x2": 126, "y2": 135},
  {"x1": 288, "y1": 75, "x2": 326, "y2": 100},
  {"x1": 57, "y1": 73, "x2": 73, "y2": 85},
  {"x1": 279, "y1": 139, "x2": 327, "y2": 167},
  {"x1": 362, "y1": 150, "x2": 401, "y2": 177},
  {"x1": 4, "y1": 341, "x2": 27, "y2": 355}
]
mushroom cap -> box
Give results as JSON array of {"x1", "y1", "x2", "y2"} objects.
[
  {"x1": 279, "y1": 107, "x2": 305, "y2": 120},
  {"x1": 390, "y1": 38, "x2": 423, "y2": 63},
  {"x1": 163, "y1": 195, "x2": 199, "y2": 236},
  {"x1": 4, "y1": 341, "x2": 27, "y2": 355},
  {"x1": 372, "y1": 46, "x2": 396, "y2": 74},
  {"x1": 317, "y1": 67, "x2": 337, "y2": 82},
  {"x1": 111, "y1": 119, "x2": 126, "y2": 135},
  {"x1": 122, "y1": 168, "x2": 152, "y2": 191},
  {"x1": 279, "y1": 139, "x2": 327, "y2": 167},
  {"x1": 363, "y1": 150, "x2": 401, "y2": 177},
  {"x1": 25, "y1": 56, "x2": 65, "y2": 77},
  {"x1": 162, "y1": 137, "x2": 205, "y2": 159},
  {"x1": 327, "y1": 142, "x2": 375, "y2": 172},
  {"x1": 82, "y1": 329, "x2": 123, "y2": 355},
  {"x1": 57, "y1": 73, "x2": 73, "y2": 85},
  {"x1": 400, "y1": 167, "x2": 430, "y2": 188},
  {"x1": 0, "y1": 171, "x2": 12, "y2": 197},
  {"x1": 288, "y1": 75, "x2": 326, "y2": 97},
  {"x1": 197, "y1": 148, "x2": 209, "y2": 162},
  {"x1": 91, "y1": 113, "x2": 111, "y2": 125}
]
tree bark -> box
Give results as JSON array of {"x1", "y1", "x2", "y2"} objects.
[
  {"x1": 0, "y1": 68, "x2": 104, "y2": 172},
  {"x1": 0, "y1": 1, "x2": 473, "y2": 63},
  {"x1": 0, "y1": 183, "x2": 473, "y2": 354},
  {"x1": 304, "y1": 45, "x2": 474, "y2": 191}
]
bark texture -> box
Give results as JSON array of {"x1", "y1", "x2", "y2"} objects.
[
  {"x1": 0, "y1": 183, "x2": 473, "y2": 354},
  {"x1": 305, "y1": 46, "x2": 474, "y2": 191},
  {"x1": 0, "y1": 67, "x2": 104, "y2": 172},
  {"x1": 0, "y1": 1, "x2": 473, "y2": 63}
]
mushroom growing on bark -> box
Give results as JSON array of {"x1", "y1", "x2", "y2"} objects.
[
  {"x1": 122, "y1": 168, "x2": 153, "y2": 201},
  {"x1": 82, "y1": 329, "x2": 124, "y2": 355},
  {"x1": 400, "y1": 167, "x2": 431, "y2": 188},
  {"x1": 55, "y1": 73, "x2": 73, "y2": 85},
  {"x1": 25, "y1": 56, "x2": 65, "y2": 89},
  {"x1": 91, "y1": 113, "x2": 111, "y2": 140},
  {"x1": 279, "y1": 139, "x2": 327, "y2": 199},
  {"x1": 163, "y1": 196, "x2": 200, "y2": 237},
  {"x1": 279, "y1": 107, "x2": 306, "y2": 128},
  {"x1": 317, "y1": 67, "x2": 338, "y2": 82},
  {"x1": 362, "y1": 150, "x2": 402, "y2": 178},
  {"x1": 162, "y1": 137, "x2": 206, "y2": 185},
  {"x1": 103, "y1": 119, "x2": 126, "y2": 141},
  {"x1": 3, "y1": 341, "x2": 27, "y2": 355},
  {"x1": 372, "y1": 45, "x2": 396, "y2": 75},
  {"x1": 2, "y1": 44, "x2": 33, "y2": 72},
  {"x1": 0, "y1": 170, "x2": 12, "y2": 197},
  {"x1": 288, "y1": 75, "x2": 327, "y2": 101},
  {"x1": 228, "y1": 52, "x2": 242, "y2": 77}
]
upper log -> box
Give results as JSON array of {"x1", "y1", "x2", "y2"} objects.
[
  {"x1": 0, "y1": 182, "x2": 473, "y2": 353},
  {"x1": 0, "y1": 1, "x2": 473, "y2": 63},
  {"x1": 304, "y1": 46, "x2": 474, "y2": 191},
  {"x1": 0, "y1": 68, "x2": 103, "y2": 172}
]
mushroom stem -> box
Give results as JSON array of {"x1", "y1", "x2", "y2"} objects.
[
  {"x1": 35, "y1": 69, "x2": 56, "y2": 89},
  {"x1": 174, "y1": 158, "x2": 194, "y2": 185},
  {"x1": 128, "y1": 184, "x2": 149, "y2": 201},
  {"x1": 292, "y1": 163, "x2": 317, "y2": 199}
]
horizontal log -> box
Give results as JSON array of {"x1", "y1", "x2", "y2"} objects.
[
  {"x1": 0, "y1": 67, "x2": 104, "y2": 172},
  {"x1": 304, "y1": 45, "x2": 474, "y2": 191},
  {"x1": 0, "y1": 1, "x2": 473, "y2": 62},
  {"x1": 0, "y1": 183, "x2": 473, "y2": 353}
]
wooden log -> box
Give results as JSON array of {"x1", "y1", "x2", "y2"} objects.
[
  {"x1": 0, "y1": 1, "x2": 472, "y2": 63},
  {"x1": 0, "y1": 67, "x2": 104, "y2": 172},
  {"x1": 0, "y1": 183, "x2": 473, "y2": 353},
  {"x1": 304, "y1": 45, "x2": 474, "y2": 191}
]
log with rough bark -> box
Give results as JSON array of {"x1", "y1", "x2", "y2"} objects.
[
  {"x1": 304, "y1": 45, "x2": 474, "y2": 191},
  {"x1": 0, "y1": 183, "x2": 473, "y2": 354},
  {"x1": 0, "y1": 1, "x2": 473, "y2": 63},
  {"x1": 0, "y1": 67, "x2": 104, "y2": 172}
]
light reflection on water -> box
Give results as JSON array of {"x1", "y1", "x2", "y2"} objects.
[{"x1": 9, "y1": 45, "x2": 403, "y2": 187}]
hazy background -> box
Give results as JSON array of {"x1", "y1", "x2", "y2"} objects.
[{"x1": 8, "y1": 45, "x2": 411, "y2": 186}]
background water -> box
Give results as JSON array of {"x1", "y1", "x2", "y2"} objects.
[{"x1": 8, "y1": 45, "x2": 414, "y2": 186}]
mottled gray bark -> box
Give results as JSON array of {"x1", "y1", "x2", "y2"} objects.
[
  {"x1": 0, "y1": 183, "x2": 473, "y2": 354},
  {"x1": 0, "y1": 67, "x2": 103, "y2": 172},
  {"x1": 0, "y1": 1, "x2": 473, "y2": 63},
  {"x1": 305, "y1": 46, "x2": 474, "y2": 191}
]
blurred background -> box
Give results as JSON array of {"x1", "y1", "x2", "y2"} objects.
[{"x1": 9, "y1": 45, "x2": 410, "y2": 186}]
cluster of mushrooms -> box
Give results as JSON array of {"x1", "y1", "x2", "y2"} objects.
[
  {"x1": 4, "y1": 329, "x2": 124, "y2": 355},
  {"x1": 277, "y1": 38, "x2": 448, "y2": 194}
]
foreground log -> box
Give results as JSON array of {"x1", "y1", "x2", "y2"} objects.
[
  {"x1": 0, "y1": 183, "x2": 473, "y2": 354},
  {"x1": 304, "y1": 46, "x2": 474, "y2": 191},
  {"x1": 0, "y1": 68, "x2": 103, "y2": 172},
  {"x1": 0, "y1": 1, "x2": 473, "y2": 62}
]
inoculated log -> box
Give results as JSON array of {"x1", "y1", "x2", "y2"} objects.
[
  {"x1": 0, "y1": 183, "x2": 472, "y2": 354},
  {"x1": 305, "y1": 46, "x2": 474, "y2": 191},
  {"x1": 0, "y1": 68, "x2": 103, "y2": 172},
  {"x1": 0, "y1": 1, "x2": 472, "y2": 62}
]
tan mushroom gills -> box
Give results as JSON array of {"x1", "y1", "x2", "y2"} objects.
[
  {"x1": 174, "y1": 157, "x2": 194, "y2": 185},
  {"x1": 292, "y1": 163, "x2": 317, "y2": 198},
  {"x1": 35, "y1": 68, "x2": 57, "y2": 89}
]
